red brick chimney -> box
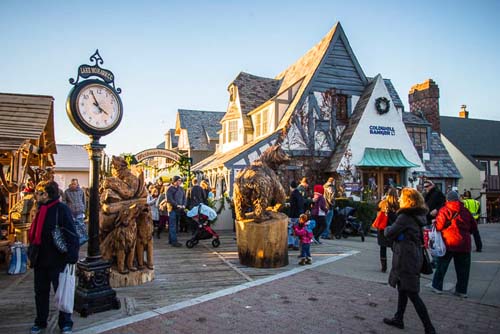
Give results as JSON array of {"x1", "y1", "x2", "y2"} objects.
[
  {"x1": 408, "y1": 79, "x2": 440, "y2": 133},
  {"x1": 459, "y1": 104, "x2": 469, "y2": 118}
]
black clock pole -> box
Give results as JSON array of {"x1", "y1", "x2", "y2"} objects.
[{"x1": 74, "y1": 137, "x2": 120, "y2": 317}]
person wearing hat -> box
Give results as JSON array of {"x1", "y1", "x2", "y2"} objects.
[
  {"x1": 288, "y1": 181, "x2": 304, "y2": 250},
  {"x1": 431, "y1": 190, "x2": 478, "y2": 298},
  {"x1": 166, "y1": 176, "x2": 186, "y2": 247}
]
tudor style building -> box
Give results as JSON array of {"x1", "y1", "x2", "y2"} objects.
[{"x1": 193, "y1": 22, "x2": 460, "y2": 207}]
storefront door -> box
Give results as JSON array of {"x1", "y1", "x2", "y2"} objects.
[{"x1": 361, "y1": 169, "x2": 401, "y2": 200}]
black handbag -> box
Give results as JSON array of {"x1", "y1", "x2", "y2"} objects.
[
  {"x1": 421, "y1": 247, "x2": 433, "y2": 275},
  {"x1": 52, "y1": 208, "x2": 68, "y2": 253}
]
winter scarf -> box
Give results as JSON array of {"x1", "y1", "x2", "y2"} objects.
[{"x1": 28, "y1": 199, "x2": 59, "y2": 245}]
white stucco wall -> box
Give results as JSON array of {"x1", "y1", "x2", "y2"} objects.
[{"x1": 339, "y1": 75, "x2": 424, "y2": 178}]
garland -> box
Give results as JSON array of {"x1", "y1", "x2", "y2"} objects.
[{"x1": 375, "y1": 97, "x2": 390, "y2": 115}]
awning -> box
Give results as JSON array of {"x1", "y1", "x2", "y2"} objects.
[{"x1": 357, "y1": 148, "x2": 419, "y2": 168}]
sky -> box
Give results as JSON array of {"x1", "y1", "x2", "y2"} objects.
[{"x1": 1, "y1": 0, "x2": 499, "y2": 157}]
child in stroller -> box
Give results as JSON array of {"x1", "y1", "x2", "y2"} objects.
[{"x1": 185, "y1": 204, "x2": 220, "y2": 248}]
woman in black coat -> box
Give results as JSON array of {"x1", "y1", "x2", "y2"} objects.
[{"x1": 384, "y1": 188, "x2": 436, "y2": 334}]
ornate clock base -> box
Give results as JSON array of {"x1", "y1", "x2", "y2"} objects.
[{"x1": 74, "y1": 258, "x2": 121, "y2": 317}]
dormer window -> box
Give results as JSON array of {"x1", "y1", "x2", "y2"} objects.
[
  {"x1": 228, "y1": 120, "x2": 238, "y2": 142},
  {"x1": 254, "y1": 109, "x2": 269, "y2": 137},
  {"x1": 407, "y1": 126, "x2": 428, "y2": 156}
]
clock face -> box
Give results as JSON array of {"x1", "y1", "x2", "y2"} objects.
[{"x1": 76, "y1": 83, "x2": 121, "y2": 130}]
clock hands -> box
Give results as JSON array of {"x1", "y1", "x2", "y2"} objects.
[{"x1": 90, "y1": 90, "x2": 109, "y2": 115}]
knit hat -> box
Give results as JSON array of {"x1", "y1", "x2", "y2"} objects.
[
  {"x1": 290, "y1": 181, "x2": 298, "y2": 189},
  {"x1": 446, "y1": 190, "x2": 459, "y2": 201},
  {"x1": 313, "y1": 184, "x2": 324, "y2": 194}
]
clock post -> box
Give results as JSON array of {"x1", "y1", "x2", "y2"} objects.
[{"x1": 67, "y1": 50, "x2": 122, "y2": 317}]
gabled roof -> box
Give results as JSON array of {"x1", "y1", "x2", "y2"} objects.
[
  {"x1": 276, "y1": 22, "x2": 367, "y2": 130},
  {"x1": 402, "y1": 111, "x2": 431, "y2": 126},
  {"x1": 176, "y1": 109, "x2": 224, "y2": 151},
  {"x1": 423, "y1": 132, "x2": 461, "y2": 178},
  {"x1": 0, "y1": 93, "x2": 56, "y2": 153},
  {"x1": 55, "y1": 144, "x2": 89, "y2": 171},
  {"x1": 441, "y1": 116, "x2": 500, "y2": 167},
  {"x1": 328, "y1": 77, "x2": 377, "y2": 171},
  {"x1": 368, "y1": 78, "x2": 404, "y2": 110}
]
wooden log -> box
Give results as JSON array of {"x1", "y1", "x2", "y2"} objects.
[
  {"x1": 109, "y1": 268, "x2": 155, "y2": 288},
  {"x1": 236, "y1": 212, "x2": 289, "y2": 268},
  {"x1": 101, "y1": 198, "x2": 146, "y2": 214}
]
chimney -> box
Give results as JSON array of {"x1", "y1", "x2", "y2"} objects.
[
  {"x1": 408, "y1": 79, "x2": 440, "y2": 133},
  {"x1": 459, "y1": 104, "x2": 469, "y2": 119}
]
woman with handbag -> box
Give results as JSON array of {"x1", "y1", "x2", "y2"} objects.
[
  {"x1": 373, "y1": 187, "x2": 399, "y2": 272},
  {"x1": 28, "y1": 181, "x2": 79, "y2": 334},
  {"x1": 431, "y1": 191, "x2": 477, "y2": 297},
  {"x1": 383, "y1": 188, "x2": 436, "y2": 334}
]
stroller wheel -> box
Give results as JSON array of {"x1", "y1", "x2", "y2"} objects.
[
  {"x1": 193, "y1": 239, "x2": 199, "y2": 245},
  {"x1": 186, "y1": 239, "x2": 195, "y2": 248},
  {"x1": 212, "y1": 238, "x2": 220, "y2": 248},
  {"x1": 342, "y1": 232, "x2": 349, "y2": 238}
]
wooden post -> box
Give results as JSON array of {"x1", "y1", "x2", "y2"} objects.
[{"x1": 236, "y1": 212, "x2": 288, "y2": 268}]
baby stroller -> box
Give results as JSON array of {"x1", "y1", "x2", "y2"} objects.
[
  {"x1": 185, "y1": 204, "x2": 220, "y2": 248},
  {"x1": 333, "y1": 206, "x2": 365, "y2": 242}
]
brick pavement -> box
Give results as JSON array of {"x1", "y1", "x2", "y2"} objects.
[{"x1": 101, "y1": 269, "x2": 500, "y2": 334}]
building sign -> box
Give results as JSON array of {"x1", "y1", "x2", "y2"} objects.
[
  {"x1": 135, "y1": 148, "x2": 180, "y2": 162},
  {"x1": 369, "y1": 125, "x2": 395, "y2": 136}
]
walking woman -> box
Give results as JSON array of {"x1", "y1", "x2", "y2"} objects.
[
  {"x1": 384, "y1": 188, "x2": 436, "y2": 334},
  {"x1": 376, "y1": 187, "x2": 399, "y2": 272}
]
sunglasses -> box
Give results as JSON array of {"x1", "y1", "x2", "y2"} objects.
[{"x1": 36, "y1": 191, "x2": 46, "y2": 196}]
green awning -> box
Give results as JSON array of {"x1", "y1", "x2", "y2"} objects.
[{"x1": 357, "y1": 148, "x2": 419, "y2": 167}]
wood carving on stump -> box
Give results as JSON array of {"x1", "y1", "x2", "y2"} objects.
[
  {"x1": 233, "y1": 145, "x2": 289, "y2": 268},
  {"x1": 99, "y1": 156, "x2": 154, "y2": 285},
  {"x1": 233, "y1": 145, "x2": 288, "y2": 222}
]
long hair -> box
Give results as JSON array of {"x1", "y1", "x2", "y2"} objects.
[
  {"x1": 380, "y1": 187, "x2": 399, "y2": 212},
  {"x1": 399, "y1": 187, "x2": 426, "y2": 210}
]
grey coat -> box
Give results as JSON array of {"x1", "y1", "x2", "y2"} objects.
[{"x1": 385, "y1": 207, "x2": 428, "y2": 293}]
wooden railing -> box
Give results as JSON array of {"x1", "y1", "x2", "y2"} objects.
[{"x1": 486, "y1": 175, "x2": 500, "y2": 191}]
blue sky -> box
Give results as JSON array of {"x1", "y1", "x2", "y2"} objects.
[{"x1": 1, "y1": 0, "x2": 499, "y2": 156}]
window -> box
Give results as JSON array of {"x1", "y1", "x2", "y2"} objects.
[
  {"x1": 228, "y1": 120, "x2": 238, "y2": 143},
  {"x1": 479, "y1": 160, "x2": 489, "y2": 176},
  {"x1": 407, "y1": 127, "x2": 428, "y2": 156},
  {"x1": 254, "y1": 110, "x2": 268, "y2": 137}
]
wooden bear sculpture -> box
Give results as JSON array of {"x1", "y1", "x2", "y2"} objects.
[{"x1": 136, "y1": 205, "x2": 154, "y2": 270}]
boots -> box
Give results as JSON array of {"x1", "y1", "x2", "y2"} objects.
[
  {"x1": 381, "y1": 258, "x2": 387, "y2": 273},
  {"x1": 383, "y1": 317, "x2": 404, "y2": 329},
  {"x1": 156, "y1": 225, "x2": 163, "y2": 239}
]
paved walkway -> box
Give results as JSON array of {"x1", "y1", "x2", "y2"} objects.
[{"x1": 1, "y1": 224, "x2": 499, "y2": 333}]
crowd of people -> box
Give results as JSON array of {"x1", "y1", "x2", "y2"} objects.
[
  {"x1": 371, "y1": 180, "x2": 482, "y2": 334},
  {"x1": 18, "y1": 171, "x2": 485, "y2": 334}
]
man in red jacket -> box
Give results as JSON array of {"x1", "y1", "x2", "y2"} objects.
[{"x1": 431, "y1": 191, "x2": 477, "y2": 298}]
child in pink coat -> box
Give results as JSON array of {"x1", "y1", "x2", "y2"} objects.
[{"x1": 293, "y1": 214, "x2": 314, "y2": 265}]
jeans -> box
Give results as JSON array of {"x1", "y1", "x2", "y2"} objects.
[
  {"x1": 300, "y1": 243, "x2": 311, "y2": 258},
  {"x1": 34, "y1": 266, "x2": 73, "y2": 330},
  {"x1": 322, "y1": 209, "x2": 334, "y2": 238},
  {"x1": 395, "y1": 288, "x2": 434, "y2": 331},
  {"x1": 288, "y1": 218, "x2": 299, "y2": 247},
  {"x1": 168, "y1": 210, "x2": 180, "y2": 244},
  {"x1": 432, "y1": 251, "x2": 471, "y2": 294}
]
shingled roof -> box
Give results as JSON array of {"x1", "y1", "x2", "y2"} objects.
[
  {"x1": 441, "y1": 116, "x2": 500, "y2": 168},
  {"x1": 423, "y1": 132, "x2": 461, "y2": 178},
  {"x1": 232, "y1": 72, "x2": 281, "y2": 115},
  {"x1": 55, "y1": 144, "x2": 89, "y2": 171},
  {"x1": 176, "y1": 109, "x2": 224, "y2": 151}
]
